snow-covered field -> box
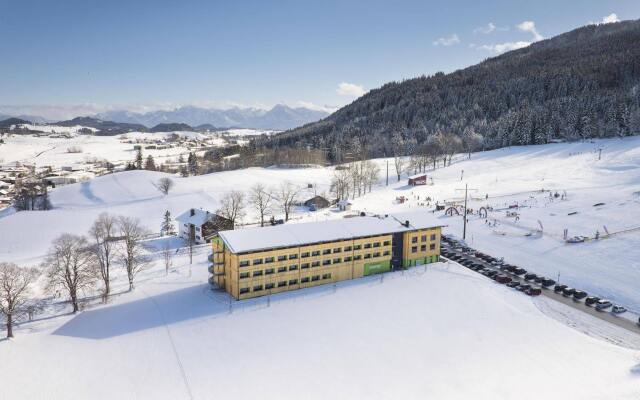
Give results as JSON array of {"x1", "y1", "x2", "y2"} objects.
[
  {"x1": 1, "y1": 137, "x2": 640, "y2": 398},
  {"x1": 0, "y1": 132, "x2": 223, "y2": 168}
]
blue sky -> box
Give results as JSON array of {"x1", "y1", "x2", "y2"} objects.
[{"x1": 0, "y1": 0, "x2": 638, "y2": 119}]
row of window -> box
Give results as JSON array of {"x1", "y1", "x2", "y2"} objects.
[
  {"x1": 239, "y1": 273, "x2": 332, "y2": 294},
  {"x1": 411, "y1": 234, "x2": 437, "y2": 244},
  {"x1": 239, "y1": 241, "x2": 392, "y2": 267},
  {"x1": 238, "y1": 252, "x2": 391, "y2": 279},
  {"x1": 411, "y1": 244, "x2": 437, "y2": 253}
]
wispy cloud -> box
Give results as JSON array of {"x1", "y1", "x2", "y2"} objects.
[
  {"x1": 517, "y1": 21, "x2": 544, "y2": 41},
  {"x1": 336, "y1": 82, "x2": 366, "y2": 97},
  {"x1": 476, "y1": 41, "x2": 531, "y2": 54},
  {"x1": 473, "y1": 22, "x2": 508, "y2": 35},
  {"x1": 297, "y1": 101, "x2": 338, "y2": 113},
  {"x1": 432, "y1": 34, "x2": 460, "y2": 46},
  {"x1": 601, "y1": 13, "x2": 620, "y2": 24}
]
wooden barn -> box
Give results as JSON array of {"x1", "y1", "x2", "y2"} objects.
[{"x1": 408, "y1": 173, "x2": 427, "y2": 186}]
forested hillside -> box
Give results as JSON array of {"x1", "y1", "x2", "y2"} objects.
[{"x1": 263, "y1": 20, "x2": 640, "y2": 163}]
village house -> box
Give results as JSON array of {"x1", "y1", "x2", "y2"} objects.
[{"x1": 176, "y1": 208, "x2": 234, "y2": 244}]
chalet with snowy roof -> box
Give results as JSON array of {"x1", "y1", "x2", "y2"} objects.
[
  {"x1": 176, "y1": 208, "x2": 234, "y2": 245},
  {"x1": 408, "y1": 173, "x2": 427, "y2": 186},
  {"x1": 303, "y1": 195, "x2": 330, "y2": 211}
]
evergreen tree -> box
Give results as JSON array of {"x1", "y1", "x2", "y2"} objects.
[
  {"x1": 161, "y1": 211, "x2": 175, "y2": 236},
  {"x1": 145, "y1": 155, "x2": 156, "y2": 171},
  {"x1": 135, "y1": 148, "x2": 143, "y2": 170}
]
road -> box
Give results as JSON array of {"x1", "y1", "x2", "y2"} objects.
[{"x1": 440, "y1": 242, "x2": 640, "y2": 336}]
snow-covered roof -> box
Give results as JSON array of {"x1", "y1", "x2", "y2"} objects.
[
  {"x1": 219, "y1": 210, "x2": 446, "y2": 254},
  {"x1": 408, "y1": 173, "x2": 427, "y2": 179},
  {"x1": 176, "y1": 208, "x2": 213, "y2": 226}
]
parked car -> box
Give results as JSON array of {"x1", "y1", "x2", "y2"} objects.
[
  {"x1": 572, "y1": 290, "x2": 588, "y2": 300},
  {"x1": 554, "y1": 284, "x2": 567, "y2": 293},
  {"x1": 512, "y1": 268, "x2": 526, "y2": 276},
  {"x1": 524, "y1": 273, "x2": 538, "y2": 281},
  {"x1": 562, "y1": 287, "x2": 576, "y2": 297},
  {"x1": 541, "y1": 279, "x2": 556, "y2": 288},
  {"x1": 495, "y1": 275, "x2": 512, "y2": 284},
  {"x1": 595, "y1": 299, "x2": 613, "y2": 311},
  {"x1": 612, "y1": 305, "x2": 627, "y2": 314},
  {"x1": 533, "y1": 276, "x2": 545, "y2": 284},
  {"x1": 517, "y1": 284, "x2": 531, "y2": 292},
  {"x1": 585, "y1": 296, "x2": 600, "y2": 306},
  {"x1": 506, "y1": 281, "x2": 520, "y2": 288},
  {"x1": 526, "y1": 288, "x2": 542, "y2": 296}
]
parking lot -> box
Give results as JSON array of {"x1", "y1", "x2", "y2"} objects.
[{"x1": 440, "y1": 236, "x2": 640, "y2": 335}]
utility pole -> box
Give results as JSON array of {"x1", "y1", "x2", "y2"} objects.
[
  {"x1": 598, "y1": 148, "x2": 602, "y2": 161},
  {"x1": 455, "y1": 184, "x2": 478, "y2": 241},
  {"x1": 386, "y1": 160, "x2": 389, "y2": 186}
]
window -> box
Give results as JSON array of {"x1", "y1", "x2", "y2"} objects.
[
  {"x1": 240, "y1": 272, "x2": 250, "y2": 279},
  {"x1": 301, "y1": 252, "x2": 310, "y2": 258},
  {"x1": 265, "y1": 283, "x2": 275, "y2": 290},
  {"x1": 373, "y1": 252, "x2": 380, "y2": 258},
  {"x1": 277, "y1": 255, "x2": 287, "y2": 261},
  {"x1": 354, "y1": 255, "x2": 362, "y2": 260},
  {"x1": 383, "y1": 250, "x2": 390, "y2": 256},
  {"x1": 265, "y1": 268, "x2": 275, "y2": 275},
  {"x1": 264, "y1": 257, "x2": 275, "y2": 264},
  {"x1": 322, "y1": 259, "x2": 331, "y2": 266},
  {"x1": 311, "y1": 261, "x2": 320, "y2": 267},
  {"x1": 278, "y1": 266, "x2": 287, "y2": 273},
  {"x1": 411, "y1": 246, "x2": 418, "y2": 253},
  {"x1": 322, "y1": 249, "x2": 331, "y2": 255},
  {"x1": 364, "y1": 243, "x2": 372, "y2": 249},
  {"x1": 301, "y1": 277, "x2": 310, "y2": 283},
  {"x1": 311, "y1": 275, "x2": 320, "y2": 281},
  {"x1": 333, "y1": 247, "x2": 341, "y2": 253},
  {"x1": 289, "y1": 279, "x2": 298, "y2": 285},
  {"x1": 253, "y1": 258, "x2": 263, "y2": 265},
  {"x1": 290, "y1": 264, "x2": 300, "y2": 271},
  {"x1": 322, "y1": 273, "x2": 331, "y2": 280},
  {"x1": 344, "y1": 246, "x2": 352, "y2": 252},
  {"x1": 411, "y1": 237, "x2": 418, "y2": 243},
  {"x1": 196, "y1": 227, "x2": 201, "y2": 231},
  {"x1": 344, "y1": 256, "x2": 352, "y2": 262},
  {"x1": 421, "y1": 245, "x2": 427, "y2": 252},
  {"x1": 239, "y1": 260, "x2": 249, "y2": 267},
  {"x1": 333, "y1": 258, "x2": 341, "y2": 264},
  {"x1": 253, "y1": 270, "x2": 263, "y2": 277},
  {"x1": 311, "y1": 250, "x2": 321, "y2": 257},
  {"x1": 364, "y1": 253, "x2": 371, "y2": 259},
  {"x1": 278, "y1": 281, "x2": 287, "y2": 287},
  {"x1": 253, "y1": 285, "x2": 263, "y2": 291},
  {"x1": 373, "y1": 242, "x2": 380, "y2": 248},
  {"x1": 430, "y1": 234, "x2": 436, "y2": 241},
  {"x1": 300, "y1": 263, "x2": 309, "y2": 269},
  {"x1": 289, "y1": 254, "x2": 298, "y2": 260},
  {"x1": 240, "y1": 288, "x2": 250, "y2": 294},
  {"x1": 421, "y1": 235, "x2": 427, "y2": 242},
  {"x1": 354, "y1": 244, "x2": 362, "y2": 250},
  {"x1": 430, "y1": 243, "x2": 436, "y2": 250},
  {"x1": 383, "y1": 240, "x2": 390, "y2": 246}
]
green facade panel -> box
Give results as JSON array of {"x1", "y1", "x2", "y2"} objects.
[{"x1": 364, "y1": 260, "x2": 391, "y2": 276}]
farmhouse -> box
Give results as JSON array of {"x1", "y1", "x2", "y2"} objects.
[
  {"x1": 303, "y1": 195, "x2": 330, "y2": 210},
  {"x1": 211, "y1": 210, "x2": 444, "y2": 300},
  {"x1": 408, "y1": 173, "x2": 427, "y2": 186},
  {"x1": 176, "y1": 208, "x2": 234, "y2": 244}
]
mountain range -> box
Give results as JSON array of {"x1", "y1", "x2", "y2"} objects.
[
  {"x1": 96, "y1": 104, "x2": 330, "y2": 130},
  {"x1": 265, "y1": 19, "x2": 640, "y2": 162}
]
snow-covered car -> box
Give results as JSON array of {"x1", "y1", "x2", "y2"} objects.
[
  {"x1": 572, "y1": 290, "x2": 588, "y2": 300},
  {"x1": 595, "y1": 299, "x2": 613, "y2": 311},
  {"x1": 585, "y1": 296, "x2": 600, "y2": 306},
  {"x1": 554, "y1": 284, "x2": 567, "y2": 293},
  {"x1": 611, "y1": 305, "x2": 626, "y2": 314},
  {"x1": 562, "y1": 287, "x2": 576, "y2": 297}
]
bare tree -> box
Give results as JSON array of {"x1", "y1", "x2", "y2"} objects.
[
  {"x1": 162, "y1": 243, "x2": 173, "y2": 276},
  {"x1": 391, "y1": 132, "x2": 406, "y2": 182},
  {"x1": 276, "y1": 181, "x2": 299, "y2": 221},
  {"x1": 88, "y1": 213, "x2": 116, "y2": 300},
  {"x1": 436, "y1": 131, "x2": 462, "y2": 166},
  {"x1": 0, "y1": 262, "x2": 39, "y2": 338},
  {"x1": 462, "y1": 127, "x2": 484, "y2": 158},
  {"x1": 249, "y1": 183, "x2": 273, "y2": 227},
  {"x1": 45, "y1": 234, "x2": 95, "y2": 313},
  {"x1": 156, "y1": 177, "x2": 174, "y2": 195},
  {"x1": 217, "y1": 190, "x2": 246, "y2": 227},
  {"x1": 118, "y1": 216, "x2": 150, "y2": 291},
  {"x1": 330, "y1": 167, "x2": 350, "y2": 201}
]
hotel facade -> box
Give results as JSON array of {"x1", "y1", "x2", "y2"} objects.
[{"x1": 210, "y1": 211, "x2": 444, "y2": 300}]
